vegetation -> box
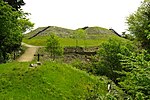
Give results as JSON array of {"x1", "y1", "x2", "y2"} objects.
[
  {"x1": 3, "y1": 0, "x2": 25, "y2": 10},
  {"x1": 0, "y1": 61, "x2": 125, "y2": 99},
  {"x1": 72, "y1": 29, "x2": 86, "y2": 48},
  {"x1": 96, "y1": 38, "x2": 135, "y2": 82},
  {"x1": 24, "y1": 26, "x2": 74, "y2": 38},
  {"x1": 0, "y1": 0, "x2": 33, "y2": 63},
  {"x1": 23, "y1": 26, "x2": 116, "y2": 47},
  {"x1": 117, "y1": 1, "x2": 150, "y2": 98},
  {"x1": 46, "y1": 34, "x2": 63, "y2": 60},
  {"x1": 118, "y1": 50, "x2": 150, "y2": 99},
  {"x1": 127, "y1": 0, "x2": 150, "y2": 49},
  {"x1": 23, "y1": 34, "x2": 116, "y2": 47},
  {"x1": 1, "y1": 0, "x2": 150, "y2": 99}
]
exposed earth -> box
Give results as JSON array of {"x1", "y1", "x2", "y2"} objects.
[{"x1": 17, "y1": 43, "x2": 41, "y2": 62}]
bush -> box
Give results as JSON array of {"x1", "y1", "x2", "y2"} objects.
[
  {"x1": 119, "y1": 50, "x2": 150, "y2": 99},
  {"x1": 46, "y1": 34, "x2": 63, "y2": 60},
  {"x1": 96, "y1": 38, "x2": 135, "y2": 82}
]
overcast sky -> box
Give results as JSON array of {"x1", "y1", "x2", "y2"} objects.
[{"x1": 22, "y1": 0, "x2": 142, "y2": 34}]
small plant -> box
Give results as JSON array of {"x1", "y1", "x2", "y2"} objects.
[{"x1": 46, "y1": 33, "x2": 63, "y2": 60}]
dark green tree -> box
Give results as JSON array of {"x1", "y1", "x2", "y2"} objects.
[
  {"x1": 119, "y1": 50, "x2": 150, "y2": 99},
  {"x1": 0, "y1": 0, "x2": 33, "y2": 63},
  {"x1": 97, "y1": 38, "x2": 135, "y2": 83},
  {"x1": 127, "y1": 0, "x2": 150, "y2": 49},
  {"x1": 3, "y1": 0, "x2": 25, "y2": 10}
]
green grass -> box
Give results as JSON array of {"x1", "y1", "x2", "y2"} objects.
[
  {"x1": 23, "y1": 34, "x2": 117, "y2": 47},
  {"x1": 23, "y1": 26, "x2": 119, "y2": 47},
  {"x1": 0, "y1": 61, "x2": 111, "y2": 99}
]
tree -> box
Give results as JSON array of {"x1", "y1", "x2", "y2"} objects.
[
  {"x1": 127, "y1": 0, "x2": 150, "y2": 49},
  {"x1": 0, "y1": 0, "x2": 33, "y2": 63},
  {"x1": 119, "y1": 50, "x2": 150, "y2": 99},
  {"x1": 3, "y1": 0, "x2": 25, "y2": 10},
  {"x1": 97, "y1": 38, "x2": 135, "y2": 83},
  {"x1": 46, "y1": 34, "x2": 63, "y2": 60}
]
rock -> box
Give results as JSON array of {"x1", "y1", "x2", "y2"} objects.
[
  {"x1": 37, "y1": 62, "x2": 42, "y2": 65},
  {"x1": 29, "y1": 63, "x2": 38, "y2": 67}
]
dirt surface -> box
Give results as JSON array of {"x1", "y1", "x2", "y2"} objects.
[{"x1": 17, "y1": 43, "x2": 41, "y2": 62}]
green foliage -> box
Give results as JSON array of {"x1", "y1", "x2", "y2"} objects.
[
  {"x1": 46, "y1": 34, "x2": 63, "y2": 60},
  {"x1": 127, "y1": 0, "x2": 150, "y2": 49},
  {"x1": 71, "y1": 56, "x2": 100, "y2": 75},
  {"x1": 0, "y1": 0, "x2": 33, "y2": 63},
  {"x1": 122, "y1": 32, "x2": 135, "y2": 41},
  {"x1": 97, "y1": 38, "x2": 135, "y2": 82},
  {"x1": 119, "y1": 50, "x2": 150, "y2": 99},
  {"x1": 3, "y1": 0, "x2": 25, "y2": 10}
]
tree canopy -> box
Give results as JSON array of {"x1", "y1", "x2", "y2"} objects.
[
  {"x1": 0, "y1": 0, "x2": 33, "y2": 62},
  {"x1": 127, "y1": 0, "x2": 150, "y2": 49},
  {"x1": 119, "y1": 50, "x2": 150, "y2": 99},
  {"x1": 3, "y1": 0, "x2": 25, "y2": 10}
]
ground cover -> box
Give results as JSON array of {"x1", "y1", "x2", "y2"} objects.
[
  {"x1": 0, "y1": 61, "x2": 122, "y2": 99},
  {"x1": 23, "y1": 34, "x2": 117, "y2": 47}
]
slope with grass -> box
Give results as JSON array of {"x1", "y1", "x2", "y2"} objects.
[
  {"x1": 23, "y1": 26, "x2": 119, "y2": 47},
  {"x1": 0, "y1": 61, "x2": 125, "y2": 99},
  {"x1": 24, "y1": 26, "x2": 74, "y2": 38}
]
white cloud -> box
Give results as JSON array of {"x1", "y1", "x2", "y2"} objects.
[{"x1": 22, "y1": 0, "x2": 142, "y2": 34}]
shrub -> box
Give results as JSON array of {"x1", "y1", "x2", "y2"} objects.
[
  {"x1": 96, "y1": 38, "x2": 135, "y2": 82},
  {"x1": 46, "y1": 34, "x2": 63, "y2": 60},
  {"x1": 119, "y1": 50, "x2": 150, "y2": 99}
]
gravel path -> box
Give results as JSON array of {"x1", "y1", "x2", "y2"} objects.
[{"x1": 17, "y1": 43, "x2": 41, "y2": 62}]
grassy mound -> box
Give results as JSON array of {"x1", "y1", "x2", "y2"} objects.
[
  {"x1": 23, "y1": 26, "x2": 118, "y2": 47},
  {"x1": 0, "y1": 61, "x2": 114, "y2": 99},
  {"x1": 23, "y1": 34, "x2": 117, "y2": 47},
  {"x1": 24, "y1": 26, "x2": 74, "y2": 38}
]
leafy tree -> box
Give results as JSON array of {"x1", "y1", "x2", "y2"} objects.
[
  {"x1": 46, "y1": 34, "x2": 63, "y2": 60},
  {"x1": 0, "y1": 0, "x2": 33, "y2": 63},
  {"x1": 127, "y1": 0, "x2": 150, "y2": 49},
  {"x1": 97, "y1": 38, "x2": 135, "y2": 83},
  {"x1": 3, "y1": 0, "x2": 25, "y2": 10},
  {"x1": 119, "y1": 50, "x2": 150, "y2": 99}
]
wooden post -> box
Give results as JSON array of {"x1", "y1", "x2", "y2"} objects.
[
  {"x1": 13, "y1": 52, "x2": 16, "y2": 60},
  {"x1": 34, "y1": 54, "x2": 43, "y2": 61}
]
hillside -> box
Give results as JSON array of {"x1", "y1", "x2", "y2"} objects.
[
  {"x1": 24, "y1": 26, "x2": 74, "y2": 39},
  {"x1": 0, "y1": 61, "x2": 125, "y2": 99},
  {"x1": 23, "y1": 26, "x2": 119, "y2": 46},
  {"x1": 24, "y1": 26, "x2": 115, "y2": 38},
  {"x1": 85, "y1": 26, "x2": 113, "y2": 34}
]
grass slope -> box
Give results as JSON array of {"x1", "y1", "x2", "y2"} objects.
[
  {"x1": 23, "y1": 26, "x2": 118, "y2": 47},
  {"x1": 23, "y1": 34, "x2": 117, "y2": 47},
  {"x1": 24, "y1": 26, "x2": 74, "y2": 38},
  {"x1": 0, "y1": 61, "x2": 111, "y2": 99},
  {"x1": 25, "y1": 27, "x2": 47, "y2": 38}
]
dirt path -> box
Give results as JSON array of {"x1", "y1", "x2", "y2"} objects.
[{"x1": 17, "y1": 43, "x2": 40, "y2": 62}]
